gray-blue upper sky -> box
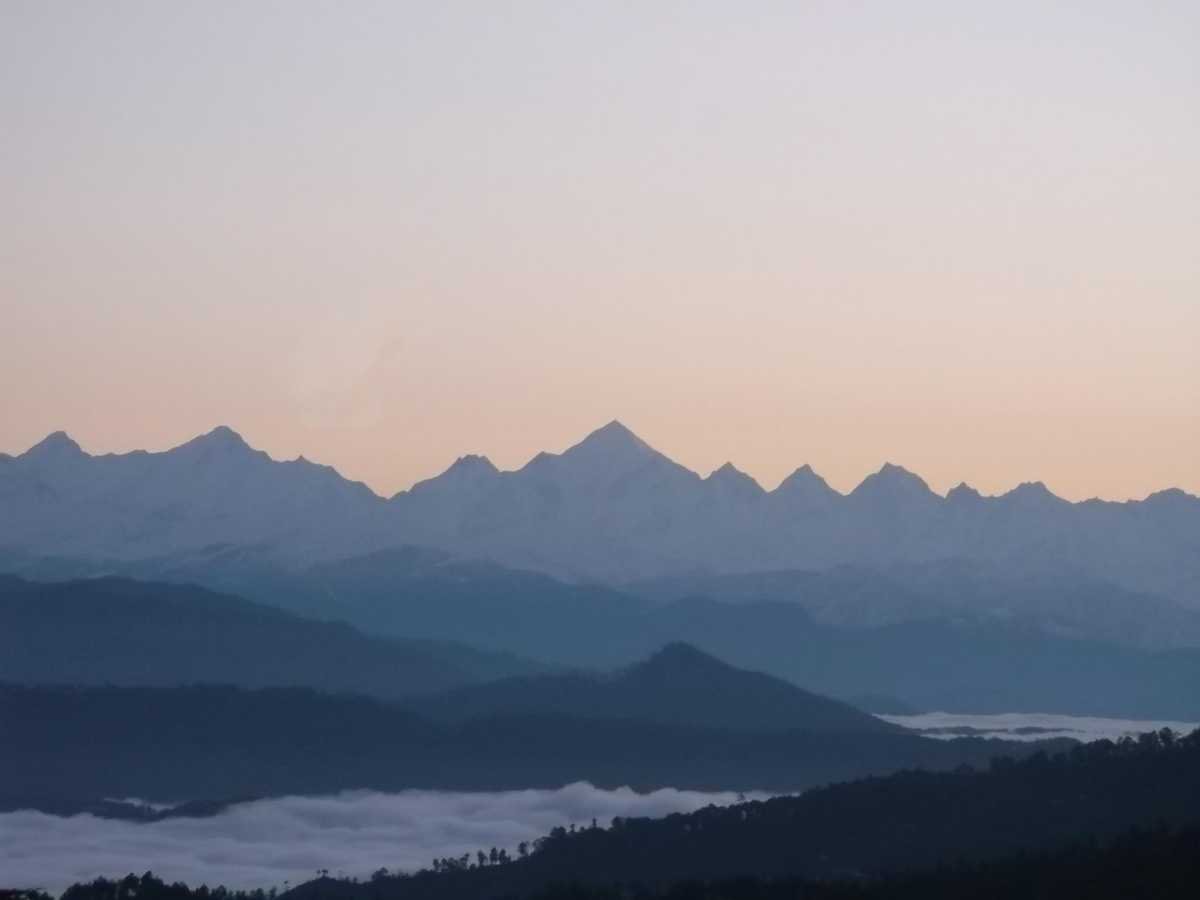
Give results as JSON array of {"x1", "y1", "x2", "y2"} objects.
[{"x1": 3, "y1": 1, "x2": 1197, "y2": 499}]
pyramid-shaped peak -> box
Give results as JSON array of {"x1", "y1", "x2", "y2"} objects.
[
  {"x1": 434, "y1": 454, "x2": 499, "y2": 481},
  {"x1": 946, "y1": 481, "x2": 983, "y2": 503},
  {"x1": 1003, "y1": 481, "x2": 1063, "y2": 504},
  {"x1": 775, "y1": 464, "x2": 837, "y2": 496},
  {"x1": 561, "y1": 420, "x2": 656, "y2": 462},
  {"x1": 175, "y1": 425, "x2": 253, "y2": 455},
  {"x1": 707, "y1": 462, "x2": 764, "y2": 493},
  {"x1": 852, "y1": 462, "x2": 936, "y2": 498},
  {"x1": 200, "y1": 425, "x2": 248, "y2": 446},
  {"x1": 575, "y1": 419, "x2": 649, "y2": 448},
  {"x1": 22, "y1": 430, "x2": 84, "y2": 460},
  {"x1": 448, "y1": 453, "x2": 498, "y2": 474},
  {"x1": 635, "y1": 642, "x2": 730, "y2": 674}
]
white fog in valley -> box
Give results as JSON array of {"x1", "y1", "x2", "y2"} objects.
[
  {"x1": 879, "y1": 712, "x2": 1200, "y2": 742},
  {"x1": 0, "y1": 783, "x2": 768, "y2": 894},
  {"x1": 4, "y1": 717, "x2": 1190, "y2": 893}
]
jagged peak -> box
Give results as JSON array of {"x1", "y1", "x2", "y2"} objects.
[
  {"x1": 21, "y1": 430, "x2": 84, "y2": 460},
  {"x1": 407, "y1": 453, "x2": 500, "y2": 495},
  {"x1": 447, "y1": 453, "x2": 498, "y2": 475},
  {"x1": 1002, "y1": 481, "x2": 1064, "y2": 504},
  {"x1": 710, "y1": 461, "x2": 748, "y2": 478},
  {"x1": 430, "y1": 453, "x2": 500, "y2": 481}
]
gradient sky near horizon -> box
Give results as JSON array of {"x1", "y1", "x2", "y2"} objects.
[{"x1": 3, "y1": 1, "x2": 1198, "y2": 501}]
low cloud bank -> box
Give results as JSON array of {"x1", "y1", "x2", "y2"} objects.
[
  {"x1": 878, "y1": 712, "x2": 1199, "y2": 742},
  {"x1": 2, "y1": 783, "x2": 764, "y2": 894}
]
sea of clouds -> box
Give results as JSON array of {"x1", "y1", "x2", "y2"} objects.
[
  {"x1": 1, "y1": 783, "x2": 765, "y2": 895},
  {"x1": 878, "y1": 711, "x2": 1199, "y2": 742}
]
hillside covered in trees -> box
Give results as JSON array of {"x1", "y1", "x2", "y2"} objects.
[{"x1": 280, "y1": 728, "x2": 1200, "y2": 900}]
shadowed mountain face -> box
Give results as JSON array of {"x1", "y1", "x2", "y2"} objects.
[
  {"x1": 0, "y1": 575, "x2": 540, "y2": 698},
  {"x1": 1, "y1": 421, "x2": 1197, "y2": 606},
  {"x1": 414, "y1": 642, "x2": 900, "y2": 735}
]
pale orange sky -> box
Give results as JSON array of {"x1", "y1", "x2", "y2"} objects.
[{"x1": 2, "y1": 1, "x2": 1198, "y2": 501}]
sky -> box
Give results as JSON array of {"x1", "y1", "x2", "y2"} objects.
[{"x1": 2, "y1": 1, "x2": 1197, "y2": 501}]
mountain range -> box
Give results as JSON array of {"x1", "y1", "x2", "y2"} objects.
[
  {"x1": 2, "y1": 421, "x2": 1197, "y2": 607},
  {"x1": 0, "y1": 574, "x2": 539, "y2": 698},
  {"x1": 7, "y1": 570, "x2": 1200, "y2": 718}
]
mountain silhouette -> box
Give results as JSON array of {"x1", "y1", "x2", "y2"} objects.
[
  {"x1": 2, "y1": 422, "x2": 1197, "y2": 607},
  {"x1": 414, "y1": 642, "x2": 899, "y2": 734},
  {"x1": 0, "y1": 574, "x2": 538, "y2": 697}
]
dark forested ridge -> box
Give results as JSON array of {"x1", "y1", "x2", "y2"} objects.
[
  {"x1": 14, "y1": 823, "x2": 1200, "y2": 900},
  {"x1": 411, "y1": 643, "x2": 899, "y2": 734},
  {"x1": 0, "y1": 682, "x2": 1065, "y2": 812},
  {"x1": 275, "y1": 729, "x2": 1200, "y2": 900},
  {"x1": 469, "y1": 825, "x2": 1200, "y2": 900},
  {"x1": 0, "y1": 574, "x2": 540, "y2": 698}
]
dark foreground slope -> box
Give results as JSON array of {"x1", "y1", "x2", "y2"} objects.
[
  {"x1": 0, "y1": 575, "x2": 538, "y2": 698},
  {"x1": 484, "y1": 826, "x2": 1200, "y2": 900},
  {"x1": 284, "y1": 730, "x2": 1200, "y2": 900},
  {"x1": 413, "y1": 643, "x2": 899, "y2": 734},
  {"x1": 0, "y1": 683, "x2": 1062, "y2": 810},
  {"x1": 26, "y1": 825, "x2": 1200, "y2": 900}
]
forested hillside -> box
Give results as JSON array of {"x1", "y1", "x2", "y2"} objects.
[{"x1": 284, "y1": 729, "x2": 1200, "y2": 900}]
